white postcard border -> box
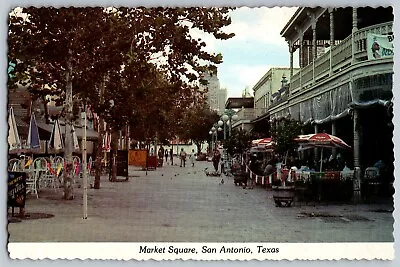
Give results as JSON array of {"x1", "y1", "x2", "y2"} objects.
[{"x1": 8, "y1": 242, "x2": 394, "y2": 260}]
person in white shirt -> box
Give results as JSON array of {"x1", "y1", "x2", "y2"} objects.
[{"x1": 179, "y1": 148, "x2": 187, "y2": 167}]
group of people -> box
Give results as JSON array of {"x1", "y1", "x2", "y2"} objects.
[
  {"x1": 245, "y1": 151, "x2": 355, "y2": 185},
  {"x1": 157, "y1": 146, "x2": 196, "y2": 167}
]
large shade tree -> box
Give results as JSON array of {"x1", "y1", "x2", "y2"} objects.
[
  {"x1": 223, "y1": 128, "x2": 255, "y2": 156},
  {"x1": 8, "y1": 6, "x2": 234, "y2": 195},
  {"x1": 270, "y1": 118, "x2": 302, "y2": 162},
  {"x1": 179, "y1": 102, "x2": 220, "y2": 154}
]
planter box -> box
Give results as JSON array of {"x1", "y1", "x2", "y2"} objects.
[{"x1": 272, "y1": 186, "x2": 295, "y2": 207}]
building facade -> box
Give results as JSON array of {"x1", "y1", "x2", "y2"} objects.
[
  {"x1": 269, "y1": 7, "x2": 393, "y2": 194},
  {"x1": 226, "y1": 97, "x2": 255, "y2": 132},
  {"x1": 253, "y1": 67, "x2": 300, "y2": 118},
  {"x1": 200, "y1": 70, "x2": 227, "y2": 115}
]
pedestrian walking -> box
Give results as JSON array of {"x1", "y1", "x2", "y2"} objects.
[
  {"x1": 165, "y1": 149, "x2": 169, "y2": 164},
  {"x1": 220, "y1": 157, "x2": 225, "y2": 174},
  {"x1": 180, "y1": 148, "x2": 187, "y2": 167},
  {"x1": 212, "y1": 149, "x2": 221, "y2": 172},
  {"x1": 170, "y1": 149, "x2": 174, "y2": 165},
  {"x1": 158, "y1": 146, "x2": 164, "y2": 159},
  {"x1": 189, "y1": 149, "x2": 196, "y2": 167}
]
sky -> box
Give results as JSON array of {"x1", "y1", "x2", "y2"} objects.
[{"x1": 192, "y1": 7, "x2": 299, "y2": 98}]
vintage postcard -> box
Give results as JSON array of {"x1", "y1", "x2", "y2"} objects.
[{"x1": 4, "y1": 0, "x2": 397, "y2": 263}]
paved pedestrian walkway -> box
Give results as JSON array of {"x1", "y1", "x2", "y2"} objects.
[{"x1": 8, "y1": 158, "x2": 394, "y2": 242}]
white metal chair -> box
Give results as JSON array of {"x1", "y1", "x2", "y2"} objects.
[
  {"x1": 8, "y1": 158, "x2": 21, "y2": 171},
  {"x1": 25, "y1": 167, "x2": 38, "y2": 199}
]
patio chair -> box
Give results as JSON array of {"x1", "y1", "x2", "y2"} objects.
[
  {"x1": 8, "y1": 158, "x2": 21, "y2": 171},
  {"x1": 25, "y1": 165, "x2": 38, "y2": 199}
]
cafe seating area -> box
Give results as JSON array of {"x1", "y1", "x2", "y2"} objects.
[
  {"x1": 8, "y1": 155, "x2": 85, "y2": 198},
  {"x1": 292, "y1": 170, "x2": 354, "y2": 204}
]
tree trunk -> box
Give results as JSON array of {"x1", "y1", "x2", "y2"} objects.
[
  {"x1": 94, "y1": 119, "x2": 105, "y2": 188},
  {"x1": 195, "y1": 141, "x2": 201, "y2": 155},
  {"x1": 63, "y1": 52, "x2": 74, "y2": 200},
  {"x1": 93, "y1": 77, "x2": 106, "y2": 189},
  {"x1": 110, "y1": 129, "x2": 119, "y2": 182},
  {"x1": 125, "y1": 124, "x2": 129, "y2": 180}
]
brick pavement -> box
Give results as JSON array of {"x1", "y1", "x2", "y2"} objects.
[{"x1": 8, "y1": 157, "x2": 394, "y2": 242}]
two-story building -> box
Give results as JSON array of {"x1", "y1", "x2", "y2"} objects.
[
  {"x1": 270, "y1": 7, "x2": 393, "y2": 193},
  {"x1": 251, "y1": 67, "x2": 299, "y2": 135}
]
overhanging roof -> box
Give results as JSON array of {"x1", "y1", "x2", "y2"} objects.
[
  {"x1": 251, "y1": 112, "x2": 270, "y2": 124},
  {"x1": 225, "y1": 97, "x2": 254, "y2": 109}
]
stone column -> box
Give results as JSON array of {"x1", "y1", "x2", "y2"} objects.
[
  {"x1": 298, "y1": 31, "x2": 303, "y2": 90},
  {"x1": 353, "y1": 109, "x2": 360, "y2": 168},
  {"x1": 353, "y1": 108, "x2": 362, "y2": 202},
  {"x1": 298, "y1": 30, "x2": 304, "y2": 68},
  {"x1": 314, "y1": 124, "x2": 319, "y2": 163},
  {"x1": 300, "y1": 128, "x2": 305, "y2": 160},
  {"x1": 289, "y1": 41, "x2": 294, "y2": 96},
  {"x1": 329, "y1": 8, "x2": 335, "y2": 47},
  {"x1": 329, "y1": 8, "x2": 335, "y2": 75},
  {"x1": 352, "y1": 8, "x2": 358, "y2": 63},
  {"x1": 311, "y1": 15, "x2": 317, "y2": 60},
  {"x1": 331, "y1": 121, "x2": 337, "y2": 158}
]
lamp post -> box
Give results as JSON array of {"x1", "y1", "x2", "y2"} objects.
[
  {"x1": 220, "y1": 109, "x2": 239, "y2": 172},
  {"x1": 209, "y1": 130, "x2": 213, "y2": 153},
  {"x1": 218, "y1": 119, "x2": 226, "y2": 140},
  {"x1": 211, "y1": 125, "x2": 218, "y2": 151}
]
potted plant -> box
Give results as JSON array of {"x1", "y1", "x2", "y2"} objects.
[
  {"x1": 272, "y1": 169, "x2": 295, "y2": 207},
  {"x1": 270, "y1": 118, "x2": 302, "y2": 207}
]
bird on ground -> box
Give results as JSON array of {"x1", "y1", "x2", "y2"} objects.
[{"x1": 219, "y1": 178, "x2": 224, "y2": 185}]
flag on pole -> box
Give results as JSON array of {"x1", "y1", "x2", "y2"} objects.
[
  {"x1": 8, "y1": 107, "x2": 21, "y2": 150},
  {"x1": 27, "y1": 112, "x2": 41, "y2": 149},
  {"x1": 48, "y1": 119, "x2": 64, "y2": 150}
]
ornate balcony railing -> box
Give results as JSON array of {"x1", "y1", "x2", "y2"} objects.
[{"x1": 289, "y1": 21, "x2": 393, "y2": 94}]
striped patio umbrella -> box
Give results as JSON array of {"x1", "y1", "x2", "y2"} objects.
[
  {"x1": 251, "y1": 139, "x2": 263, "y2": 146},
  {"x1": 48, "y1": 119, "x2": 64, "y2": 150},
  {"x1": 8, "y1": 107, "x2": 21, "y2": 151},
  {"x1": 295, "y1": 133, "x2": 351, "y2": 171},
  {"x1": 294, "y1": 133, "x2": 351, "y2": 149},
  {"x1": 257, "y1": 137, "x2": 275, "y2": 150}
]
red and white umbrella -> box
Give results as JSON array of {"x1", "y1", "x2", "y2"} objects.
[
  {"x1": 252, "y1": 138, "x2": 275, "y2": 150},
  {"x1": 295, "y1": 133, "x2": 351, "y2": 171},
  {"x1": 295, "y1": 133, "x2": 351, "y2": 149},
  {"x1": 257, "y1": 137, "x2": 275, "y2": 149},
  {"x1": 251, "y1": 139, "x2": 263, "y2": 146},
  {"x1": 251, "y1": 139, "x2": 261, "y2": 146}
]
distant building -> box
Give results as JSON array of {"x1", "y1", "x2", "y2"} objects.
[
  {"x1": 200, "y1": 70, "x2": 227, "y2": 115},
  {"x1": 253, "y1": 67, "x2": 299, "y2": 118},
  {"x1": 251, "y1": 67, "x2": 299, "y2": 136}
]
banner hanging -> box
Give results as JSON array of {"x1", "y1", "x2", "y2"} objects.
[{"x1": 367, "y1": 33, "x2": 394, "y2": 60}]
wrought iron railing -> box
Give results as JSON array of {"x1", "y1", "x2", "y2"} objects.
[{"x1": 289, "y1": 22, "x2": 393, "y2": 93}]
